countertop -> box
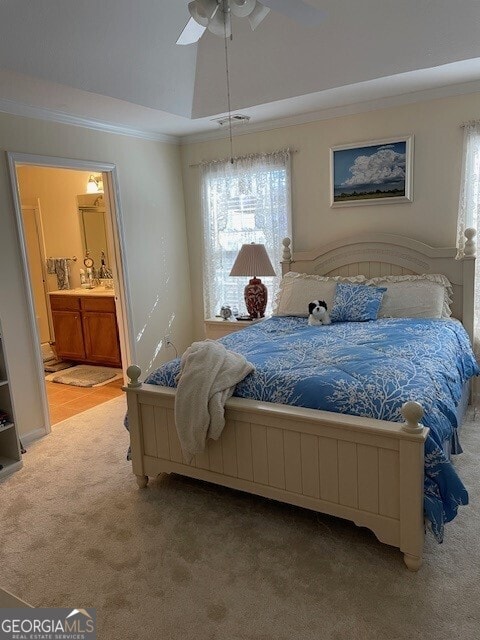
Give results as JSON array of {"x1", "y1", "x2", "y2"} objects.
[{"x1": 48, "y1": 287, "x2": 115, "y2": 297}]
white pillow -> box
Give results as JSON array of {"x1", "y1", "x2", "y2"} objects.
[
  {"x1": 366, "y1": 274, "x2": 453, "y2": 318},
  {"x1": 273, "y1": 272, "x2": 367, "y2": 317}
]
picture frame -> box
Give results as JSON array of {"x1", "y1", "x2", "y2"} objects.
[{"x1": 330, "y1": 135, "x2": 413, "y2": 207}]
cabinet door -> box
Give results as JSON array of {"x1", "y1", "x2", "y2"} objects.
[
  {"x1": 51, "y1": 311, "x2": 85, "y2": 360},
  {"x1": 82, "y1": 312, "x2": 121, "y2": 367}
]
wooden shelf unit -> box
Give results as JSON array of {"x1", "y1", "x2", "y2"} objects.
[{"x1": 0, "y1": 322, "x2": 23, "y2": 480}]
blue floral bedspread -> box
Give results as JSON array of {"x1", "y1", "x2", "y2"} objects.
[{"x1": 146, "y1": 316, "x2": 479, "y2": 541}]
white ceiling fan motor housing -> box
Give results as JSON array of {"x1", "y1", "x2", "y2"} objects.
[
  {"x1": 188, "y1": 0, "x2": 220, "y2": 27},
  {"x1": 230, "y1": 0, "x2": 257, "y2": 18}
]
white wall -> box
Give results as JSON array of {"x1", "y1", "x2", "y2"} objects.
[
  {"x1": 181, "y1": 91, "x2": 480, "y2": 339},
  {"x1": 0, "y1": 112, "x2": 192, "y2": 438}
]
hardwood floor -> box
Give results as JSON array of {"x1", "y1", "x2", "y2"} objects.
[{"x1": 46, "y1": 378, "x2": 124, "y2": 425}]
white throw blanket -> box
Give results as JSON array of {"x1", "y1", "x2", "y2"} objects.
[{"x1": 174, "y1": 340, "x2": 254, "y2": 462}]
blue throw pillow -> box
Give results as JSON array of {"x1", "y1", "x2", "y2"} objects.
[{"x1": 330, "y1": 283, "x2": 386, "y2": 322}]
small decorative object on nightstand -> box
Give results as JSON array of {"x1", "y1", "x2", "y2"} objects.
[
  {"x1": 220, "y1": 305, "x2": 233, "y2": 320},
  {"x1": 229, "y1": 243, "x2": 276, "y2": 318}
]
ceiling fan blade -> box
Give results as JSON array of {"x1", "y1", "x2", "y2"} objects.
[
  {"x1": 176, "y1": 17, "x2": 207, "y2": 45},
  {"x1": 260, "y1": 0, "x2": 326, "y2": 27},
  {"x1": 248, "y1": 2, "x2": 270, "y2": 30}
]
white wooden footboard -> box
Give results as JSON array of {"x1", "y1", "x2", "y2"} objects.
[{"x1": 125, "y1": 366, "x2": 429, "y2": 571}]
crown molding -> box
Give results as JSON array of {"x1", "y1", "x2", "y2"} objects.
[
  {"x1": 180, "y1": 78, "x2": 480, "y2": 145},
  {"x1": 0, "y1": 97, "x2": 181, "y2": 144},
  {"x1": 2, "y1": 75, "x2": 480, "y2": 147}
]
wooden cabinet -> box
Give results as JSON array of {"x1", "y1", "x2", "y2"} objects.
[
  {"x1": 51, "y1": 310, "x2": 85, "y2": 360},
  {"x1": 83, "y1": 312, "x2": 121, "y2": 366},
  {"x1": 50, "y1": 294, "x2": 121, "y2": 367}
]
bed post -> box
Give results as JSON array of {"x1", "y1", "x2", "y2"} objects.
[
  {"x1": 125, "y1": 365, "x2": 148, "y2": 488},
  {"x1": 281, "y1": 237, "x2": 292, "y2": 276},
  {"x1": 399, "y1": 401, "x2": 428, "y2": 571},
  {"x1": 462, "y1": 228, "x2": 476, "y2": 343}
]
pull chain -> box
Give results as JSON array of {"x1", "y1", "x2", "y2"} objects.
[{"x1": 223, "y1": 1, "x2": 234, "y2": 163}]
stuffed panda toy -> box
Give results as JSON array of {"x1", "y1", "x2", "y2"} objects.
[{"x1": 308, "y1": 300, "x2": 331, "y2": 326}]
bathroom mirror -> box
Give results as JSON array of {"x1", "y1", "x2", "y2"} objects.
[{"x1": 76, "y1": 194, "x2": 109, "y2": 269}]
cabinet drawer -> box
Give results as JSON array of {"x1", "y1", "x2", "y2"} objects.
[
  {"x1": 49, "y1": 295, "x2": 81, "y2": 311},
  {"x1": 81, "y1": 296, "x2": 116, "y2": 313}
]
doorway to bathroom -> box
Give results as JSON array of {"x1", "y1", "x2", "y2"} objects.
[{"x1": 8, "y1": 155, "x2": 132, "y2": 433}]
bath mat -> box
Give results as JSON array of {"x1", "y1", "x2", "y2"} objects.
[
  {"x1": 44, "y1": 359, "x2": 74, "y2": 373},
  {"x1": 45, "y1": 365, "x2": 123, "y2": 388},
  {"x1": 41, "y1": 343, "x2": 56, "y2": 363}
]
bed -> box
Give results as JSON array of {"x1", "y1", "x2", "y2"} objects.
[{"x1": 125, "y1": 231, "x2": 477, "y2": 571}]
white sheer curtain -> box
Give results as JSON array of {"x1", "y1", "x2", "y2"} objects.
[
  {"x1": 456, "y1": 121, "x2": 480, "y2": 363},
  {"x1": 201, "y1": 150, "x2": 292, "y2": 318},
  {"x1": 456, "y1": 122, "x2": 480, "y2": 258}
]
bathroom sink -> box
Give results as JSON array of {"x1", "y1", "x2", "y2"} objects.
[{"x1": 49, "y1": 287, "x2": 115, "y2": 296}]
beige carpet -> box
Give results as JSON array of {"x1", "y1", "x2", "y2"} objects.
[{"x1": 1, "y1": 397, "x2": 479, "y2": 640}]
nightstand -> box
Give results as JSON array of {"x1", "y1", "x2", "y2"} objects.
[{"x1": 204, "y1": 317, "x2": 264, "y2": 340}]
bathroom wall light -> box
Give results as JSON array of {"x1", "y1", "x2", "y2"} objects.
[{"x1": 86, "y1": 175, "x2": 104, "y2": 193}]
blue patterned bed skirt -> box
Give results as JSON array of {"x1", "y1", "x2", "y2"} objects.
[{"x1": 146, "y1": 317, "x2": 479, "y2": 542}]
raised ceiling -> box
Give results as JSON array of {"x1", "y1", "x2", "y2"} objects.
[{"x1": 0, "y1": 0, "x2": 480, "y2": 140}]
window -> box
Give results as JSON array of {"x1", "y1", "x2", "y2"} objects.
[{"x1": 201, "y1": 151, "x2": 292, "y2": 317}]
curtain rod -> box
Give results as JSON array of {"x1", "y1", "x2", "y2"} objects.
[{"x1": 188, "y1": 148, "x2": 298, "y2": 168}]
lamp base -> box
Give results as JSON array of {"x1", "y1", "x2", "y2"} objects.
[{"x1": 244, "y1": 278, "x2": 268, "y2": 318}]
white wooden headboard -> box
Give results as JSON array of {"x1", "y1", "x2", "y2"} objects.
[{"x1": 281, "y1": 231, "x2": 476, "y2": 339}]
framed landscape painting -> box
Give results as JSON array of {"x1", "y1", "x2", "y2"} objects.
[{"x1": 330, "y1": 136, "x2": 413, "y2": 207}]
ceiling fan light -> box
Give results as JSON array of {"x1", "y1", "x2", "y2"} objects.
[
  {"x1": 207, "y1": 9, "x2": 231, "y2": 37},
  {"x1": 248, "y1": 2, "x2": 270, "y2": 29},
  {"x1": 188, "y1": 0, "x2": 219, "y2": 27},
  {"x1": 230, "y1": 0, "x2": 257, "y2": 18}
]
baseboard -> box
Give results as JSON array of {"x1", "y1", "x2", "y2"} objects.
[
  {"x1": 0, "y1": 587, "x2": 32, "y2": 607},
  {"x1": 20, "y1": 427, "x2": 48, "y2": 446}
]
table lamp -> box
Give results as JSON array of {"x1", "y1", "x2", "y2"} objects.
[{"x1": 229, "y1": 243, "x2": 276, "y2": 318}]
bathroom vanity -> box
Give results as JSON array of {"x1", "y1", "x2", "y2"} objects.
[{"x1": 49, "y1": 289, "x2": 121, "y2": 367}]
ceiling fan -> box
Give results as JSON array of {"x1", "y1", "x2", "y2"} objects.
[{"x1": 177, "y1": 0, "x2": 325, "y2": 45}]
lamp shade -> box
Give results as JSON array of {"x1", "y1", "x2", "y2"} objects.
[{"x1": 229, "y1": 243, "x2": 276, "y2": 277}]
